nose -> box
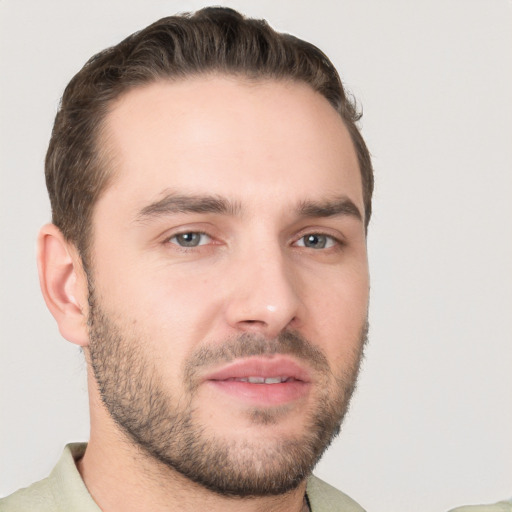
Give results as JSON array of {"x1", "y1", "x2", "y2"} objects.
[{"x1": 223, "y1": 245, "x2": 303, "y2": 338}]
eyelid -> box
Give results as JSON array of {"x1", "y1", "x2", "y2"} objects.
[
  {"x1": 294, "y1": 233, "x2": 338, "y2": 249},
  {"x1": 158, "y1": 221, "x2": 217, "y2": 242},
  {"x1": 166, "y1": 231, "x2": 212, "y2": 246},
  {"x1": 292, "y1": 227, "x2": 345, "y2": 246}
]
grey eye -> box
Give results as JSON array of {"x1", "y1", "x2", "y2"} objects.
[
  {"x1": 296, "y1": 234, "x2": 335, "y2": 249},
  {"x1": 170, "y1": 232, "x2": 210, "y2": 247},
  {"x1": 304, "y1": 234, "x2": 327, "y2": 249}
]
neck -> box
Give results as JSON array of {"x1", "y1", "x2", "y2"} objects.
[{"x1": 79, "y1": 377, "x2": 308, "y2": 512}]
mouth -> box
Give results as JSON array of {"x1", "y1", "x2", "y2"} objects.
[
  {"x1": 203, "y1": 356, "x2": 311, "y2": 406},
  {"x1": 224, "y1": 376, "x2": 299, "y2": 384}
]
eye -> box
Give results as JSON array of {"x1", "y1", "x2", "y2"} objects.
[
  {"x1": 295, "y1": 234, "x2": 337, "y2": 249},
  {"x1": 168, "y1": 232, "x2": 211, "y2": 247}
]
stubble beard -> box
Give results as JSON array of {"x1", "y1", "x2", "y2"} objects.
[{"x1": 87, "y1": 286, "x2": 368, "y2": 497}]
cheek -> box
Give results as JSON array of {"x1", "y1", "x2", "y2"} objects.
[
  {"x1": 92, "y1": 246, "x2": 225, "y2": 358},
  {"x1": 306, "y1": 265, "x2": 369, "y2": 362},
  {"x1": 136, "y1": 271, "x2": 226, "y2": 351}
]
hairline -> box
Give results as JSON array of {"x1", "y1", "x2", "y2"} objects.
[{"x1": 79, "y1": 72, "x2": 367, "y2": 262}]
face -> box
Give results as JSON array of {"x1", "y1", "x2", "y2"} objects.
[{"x1": 86, "y1": 76, "x2": 369, "y2": 496}]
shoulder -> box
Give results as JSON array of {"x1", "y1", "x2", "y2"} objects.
[
  {"x1": 307, "y1": 474, "x2": 365, "y2": 512},
  {"x1": 0, "y1": 443, "x2": 98, "y2": 512},
  {"x1": 0, "y1": 476, "x2": 58, "y2": 512},
  {"x1": 447, "y1": 501, "x2": 512, "y2": 512}
]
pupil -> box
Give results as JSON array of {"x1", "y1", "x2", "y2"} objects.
[
  {"x1": 178, "y1": 233, "x2": 200, "y2": 246},
  {"x1": 305, "y1": 234, "x2": 326, "y2": 248}
]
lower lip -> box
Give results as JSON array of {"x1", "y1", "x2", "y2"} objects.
[{"x1": 207, "y1": 380, "x2": 310, "y2": 406}]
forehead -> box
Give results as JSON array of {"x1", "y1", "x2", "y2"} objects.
[{"x1": 99, "y1": 75, "x2": 362, "y2": 216}]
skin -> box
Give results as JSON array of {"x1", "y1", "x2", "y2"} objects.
[{"x1": 38, "y1": 75, "x2": 370, "y2": 512}]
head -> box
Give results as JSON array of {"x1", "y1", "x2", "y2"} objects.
[
  {"x1": 39, "y1": 7, "x2": 373, "y2": 499},
  {"x1": 45, "y1": 6, "x2": 373, "y2": 265}
]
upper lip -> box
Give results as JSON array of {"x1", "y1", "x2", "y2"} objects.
[{"x1": 203, "y1": 356, "x2": 312, "y2": 383}]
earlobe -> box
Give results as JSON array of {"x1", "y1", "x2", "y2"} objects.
[{"x1": 37, "y1": 224, "x2": 90, "y2": 347}]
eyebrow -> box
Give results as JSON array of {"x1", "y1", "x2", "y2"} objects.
[
  {"x1": 135, "y1": 193, "x2": 242, "y2": 222},
  {"x1": 297, "y1": 197, "x2": 363, "y2": 222},
  {"x1": 135, "y1": 192, "x2": 362, "y2": 223}
]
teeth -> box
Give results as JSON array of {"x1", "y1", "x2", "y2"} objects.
[
  {"x1": 233, "y1": 376, "x2": 288, "y2": 384},
  {"x1": 248, "y1": 376, "x2": 265, "y2": 384},
  {"x1": 264, "y1": 377, "x2": 283, "y2": 384}
]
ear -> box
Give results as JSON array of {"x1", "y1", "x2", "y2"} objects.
[{"x1": 37, "y1": 224, "x2": 90, "y2": 347}]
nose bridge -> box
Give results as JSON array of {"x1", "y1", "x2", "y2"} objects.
[{"x1": 224, "y1": 236, "x2": 301, "y2": 335}]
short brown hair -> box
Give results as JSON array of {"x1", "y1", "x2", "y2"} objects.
[{"x1": 45, "y1": 6, "x2": 374, "y2": 261}]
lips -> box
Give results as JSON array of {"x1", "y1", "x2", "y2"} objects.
[
  {"x1": 203, "y1": 356, "x2": 311, "y2": 406},
  {"x1": 225, "y1": 376, "x2": 295, "y2": 384}
]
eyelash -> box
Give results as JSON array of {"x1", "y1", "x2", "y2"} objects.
[
  {"x1": 165, "y1": 230, "x2": 342, "y2": 251},
  {"x1": 167, "y1": 231, "x2": 213, "y2": 248},
  {"x1": 293, "y1": 233, "x2": 340, "y2": 250}
]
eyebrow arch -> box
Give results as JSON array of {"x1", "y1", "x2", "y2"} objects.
[
  {"x1": 297, "y1": 197, "x2": 363, "y2": 222},
  {"x1": 135, "y1": 193, "x2": 242, "y2": 222},
  {"x1": 135, "y1": 192, "x2": 363, "y2": 224}
]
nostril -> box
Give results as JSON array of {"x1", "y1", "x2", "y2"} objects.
[{"x1": 237, "y1": 319, "x2": 269, "y2": 330}]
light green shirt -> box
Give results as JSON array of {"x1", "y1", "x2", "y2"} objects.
[
  {"x1": 448, "y1": 502, "x2": 512, "y2": 512},
  {"x1": 0, "y1": 444, "x2": 364, "y2": 512}
]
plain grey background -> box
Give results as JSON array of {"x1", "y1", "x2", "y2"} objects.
[{"x1": 1, "y1": 1, "x2": 511, "y2": 511}]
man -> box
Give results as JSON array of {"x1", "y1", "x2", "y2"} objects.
[{"x1": 1, "y1": 7, "x2": 373, "y2": 512}]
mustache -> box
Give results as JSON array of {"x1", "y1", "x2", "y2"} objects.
[{"x1": 184, "y1": 331, "x2": 331, "y2": 384}]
